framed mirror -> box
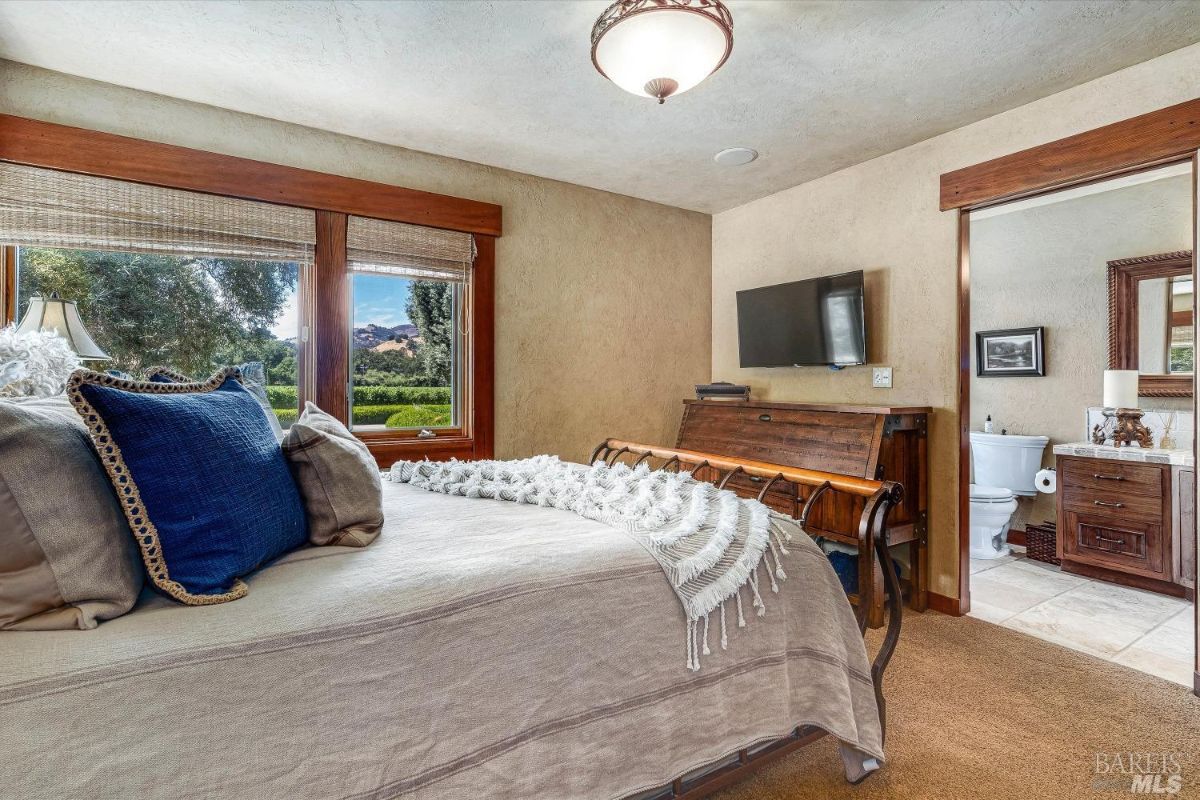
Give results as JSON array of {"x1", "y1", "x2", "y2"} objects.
[{"x1": 1107, "y1": 250, "x2": 1194, "y2": 397}]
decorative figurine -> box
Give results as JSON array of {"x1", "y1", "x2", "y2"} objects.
[{"x1": 1110, "y1": 408, "x2": 1154, "y2": 448}]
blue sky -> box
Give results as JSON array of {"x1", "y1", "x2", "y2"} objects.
[
  {"x1": 270, "y1": 274, "x2": 412, "y2": 338},
  {"x1": 351, "y1": 274, "x2": 413, "y2": 327}
]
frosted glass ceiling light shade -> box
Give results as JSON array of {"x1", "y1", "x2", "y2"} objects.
[
  {"x1": 591, "y1": 0, "x2": 733, "y2": 104},
  {"x1": 15, "y1": 293, "x2": 109, "y2": 360}
]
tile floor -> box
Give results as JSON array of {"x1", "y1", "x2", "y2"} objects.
[{"x1": 969, "y1": 548, "x2": 1195, "y2": 686}]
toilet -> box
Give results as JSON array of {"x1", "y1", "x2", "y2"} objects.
[{"x1": 969, "y1": 432, "x2": 1049, "y2": 559}]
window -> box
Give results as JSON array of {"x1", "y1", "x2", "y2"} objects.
[
  {"x1": 1168, "y1": 275, "x2": 1194, "y2": 374},
  {"x1": 0, "y1": 116, "x2": 497, "y2": 462},
  {"x1": 14, "y1": 246, "x2": 302, "y2": 425},
  {"x1": 0, "y1": 163, "x2": 313, "y2": 428},
  {"x1": 350, "y1": 273, "x2": 461, "y2": 430},
  {"x1": 346, "y1": 215, "x2": 473, "y2": 435}
]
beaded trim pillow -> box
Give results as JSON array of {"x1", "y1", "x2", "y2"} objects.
[
  {"x1": 66, "y1": 368, "x2": 309, "y2": 605},
  {"x1": 144, "y1": 363, "x2": 285, "y2": 442}
]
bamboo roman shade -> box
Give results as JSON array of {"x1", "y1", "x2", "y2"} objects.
[
  {"x1": 0, "y1": 163, "x2": 315, "y2": 262},
  {"x1": 347, "y1": 215, "x2": 475, "y2": 282}
]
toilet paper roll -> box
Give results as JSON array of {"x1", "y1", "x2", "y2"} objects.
[{"x1": 1034, "y1": 468, "x2": 1056, "y2": 494}]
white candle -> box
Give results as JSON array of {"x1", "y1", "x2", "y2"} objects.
[{"x1": 1103, "y1": 369, "x2": 1139, "y2": 409}]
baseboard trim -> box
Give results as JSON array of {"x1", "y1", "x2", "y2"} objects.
[
  {"x1": 928, "y1": 591, "x2": 965, "y2": 616},
  {"x1": 1006, "y1": 529, "x2": 1027, "y2": 547}
]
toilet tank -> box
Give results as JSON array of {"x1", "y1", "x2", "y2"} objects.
[{"x1": 969, "y1": 432, "x2": 1049, "y2": 496}]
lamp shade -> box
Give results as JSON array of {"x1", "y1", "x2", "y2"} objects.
[
  {"x1": 1103, "y1": 369, "x2": 1139, "y2": 410},
  {"x1": 591, "y1": 0, "x2": 734, "y2": 104},
  {"x1": 15, "y1": 293, "x2": 109, "y2": 360}
]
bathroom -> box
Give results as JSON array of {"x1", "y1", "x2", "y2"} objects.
[{"x1": 966, "y1": 161, "x2": 1195, "y2": 686}]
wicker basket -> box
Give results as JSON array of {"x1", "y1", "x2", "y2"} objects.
[{"x1": 1024, "y1": 521, "x2": 1060, "y2": 566}]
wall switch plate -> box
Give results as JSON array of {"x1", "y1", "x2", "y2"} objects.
[{"x1": 872, "y1": 367, "x2": 893, "y2": 388}]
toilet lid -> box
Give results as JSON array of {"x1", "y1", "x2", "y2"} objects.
[{"x1": 970, "y1": 484, "x2": 1014, "y2": 503}]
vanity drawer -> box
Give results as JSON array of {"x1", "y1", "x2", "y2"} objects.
[
  {"x1": 1061, "y1": 511, "x2": 1164, "y2": 577},
  {"x1": 1061, "y1": 486, "x2": 1166, "y2": 524},
  {"x1": 1059, "y1": 458, "x2": 1163, "y2": 497}
]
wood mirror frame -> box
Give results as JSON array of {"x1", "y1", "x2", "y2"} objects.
[{"x1": 1108, "y1": 250, "x2": 1194, "y2": 397}]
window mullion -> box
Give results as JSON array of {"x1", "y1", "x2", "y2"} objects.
[
  {"x1": 1, "y1": 246, "x2": 14, "y2": 325},
  {"x1": 313, "y1": 210, "x2": 350, "y2": 425}
]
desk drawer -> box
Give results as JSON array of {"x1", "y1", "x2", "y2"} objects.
[
  {"x1": 722, "y1": 472, "x2": 796, "y2": 515},
  {"x1": 1060, "y1": 458, "x2": 1163, "y2": 497}
]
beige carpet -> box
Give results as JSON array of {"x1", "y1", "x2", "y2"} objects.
[{"x1": 712, "y1": 611, "x2": 1200, "y2": 800}]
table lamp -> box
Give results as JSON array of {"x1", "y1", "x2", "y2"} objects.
[
  {"x1": 15, "y1": 292, "x2": 109, "y2": 360},
  {"x1": 1101, "y1": 369, "x2": 1151, "y2": 448}
]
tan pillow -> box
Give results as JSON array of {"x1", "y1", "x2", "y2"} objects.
[
  {"x1": 282, "y1": 402, "x2": 383, "y2": 547},
  {"x1": 0, "y1": 396, "x2": 143, "y2": 630}
]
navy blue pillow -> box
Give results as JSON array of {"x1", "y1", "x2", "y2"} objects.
[{"x1": 67, "y1": 368, "x2": 308, "y2": 605}]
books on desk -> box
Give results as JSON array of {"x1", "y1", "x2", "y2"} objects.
[{"x1": 695, "y1": 382, "x2": 750, "y2": 401}]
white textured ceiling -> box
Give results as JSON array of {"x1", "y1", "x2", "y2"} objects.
[{"x1": 1, "y1": 1, "x2": 1199, "y2": 213}]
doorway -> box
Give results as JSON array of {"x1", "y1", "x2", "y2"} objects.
[
  {"x1": 942, "y1": 101, "x2": 1200, "y2": 693},
  {"x1": 962, "y1": 162, "x2": 1195, "y2": 684}
]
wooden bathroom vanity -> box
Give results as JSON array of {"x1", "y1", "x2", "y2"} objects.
[{"x1": 1055, "y1": 446, "x2": 1195, "y2": 599}]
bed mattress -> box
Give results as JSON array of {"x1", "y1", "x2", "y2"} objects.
[{"x1": 0, "y1": 479, "x2": 883, "y2": 799}]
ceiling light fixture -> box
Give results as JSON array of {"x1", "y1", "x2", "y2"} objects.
[{"x1": 591, "y1": 0, "x2": 734, "y2": 105}]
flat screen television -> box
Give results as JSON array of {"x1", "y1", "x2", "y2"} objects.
[{"x1": 736, "y1": 270, "x2": 867, "y2": 368}]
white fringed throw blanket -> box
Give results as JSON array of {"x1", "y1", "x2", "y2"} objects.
[{"x1": 387, "y1": 455, "x2": 801, "y2": 670}]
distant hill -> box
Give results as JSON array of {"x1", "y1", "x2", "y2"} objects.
[
  {"x1": 372, "y1": 337, "x2": 422, "y2": 356},
  {"x1": 353, "y1": 323, "x2": 419, "y2": 350}
]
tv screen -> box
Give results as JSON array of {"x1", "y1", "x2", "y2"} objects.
[{"x1": 736, "y1": 271, "x2": 867, "y2": 368}]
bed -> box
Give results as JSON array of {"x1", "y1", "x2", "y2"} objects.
[{"x1": 0, "y1": 440, "x2": 903, "y2": 800}]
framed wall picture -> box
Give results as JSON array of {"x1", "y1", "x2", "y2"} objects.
[{"x1": 975, "y1": 327, "x2": 1045, "y2": 377}]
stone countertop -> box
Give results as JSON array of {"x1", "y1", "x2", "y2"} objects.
[{"x1": 1052, "y1": 442, "x2": 1194, "y2": 467}]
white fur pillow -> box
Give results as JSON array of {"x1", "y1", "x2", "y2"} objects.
[{"x1": 0, "y1": 325, "x2": 81, "y2": 398}]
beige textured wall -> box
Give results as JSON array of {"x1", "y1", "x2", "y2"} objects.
[
  {"x1": 0, "y1": 61, "x2": 712, "y2": 463},
  {"x1": 712, "y1": 43, "x2": 1200, "y2": 600},
  {"x1": 970, "y1": 174, "x2": 1193, "y2": 531}
]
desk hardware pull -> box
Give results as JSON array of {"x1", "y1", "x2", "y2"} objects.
[
  {"x1": 1095, "y1": 535, "x2": 1124, "y2": 545},
  {"x1": 748, "y1": 476, "x2": 764, "y2": 483},
  {"x1": 758, "y1": 414, "x2": 772, "y2": 422},
  {"x1": 1092, "y1": 474, "x2": 1124, "y2": 481},
  {"x1": 1093, "y1": 500, "x2": 1124, "y2": 508}
]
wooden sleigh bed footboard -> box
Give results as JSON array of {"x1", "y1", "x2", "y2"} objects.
[{"x1": 590, "y1": 439, "x2": 904, "y2": 799}]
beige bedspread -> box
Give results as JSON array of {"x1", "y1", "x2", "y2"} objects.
[{"x1": 0, "y1": 480, "x2": 884, "y2": 800}]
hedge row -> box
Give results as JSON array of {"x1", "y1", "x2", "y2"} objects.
[
  {"x1": 264, "y1": 385, "x2": 450, "y2": 409},
  {"x1": 272, "y1": 404, "x2": 452, "y2": 428}
]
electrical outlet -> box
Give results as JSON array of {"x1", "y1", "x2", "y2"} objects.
[{"x1": 872, "y1": 367, "x2": 892, "y2": 388}]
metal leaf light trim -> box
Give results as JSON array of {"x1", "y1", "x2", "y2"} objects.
[{"x1": 590, "y1": 0, "x2": 735, "y2": 104}]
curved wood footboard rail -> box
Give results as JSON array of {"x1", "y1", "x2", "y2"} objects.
[{"x1": 592, "y1": 439, "x2": 904, "y2": 766}]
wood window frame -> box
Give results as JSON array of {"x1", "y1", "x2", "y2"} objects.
[
  {"x1": 1, "y1": 245, "x2": 14, "y2": 325},
  {"x1": 941, "y1": 98, "x2": 1200, "y2": 649},
  {"x1": 1108, "y1": 250, "x2": 1194, "y2": 398},
  {"x1": 0, "y1": 115, "x2": 500, "y2": 463}
]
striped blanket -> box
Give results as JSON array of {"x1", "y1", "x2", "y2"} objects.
[{"x1": 388, "y1": 456, "x2": 802, "y2": 671}]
